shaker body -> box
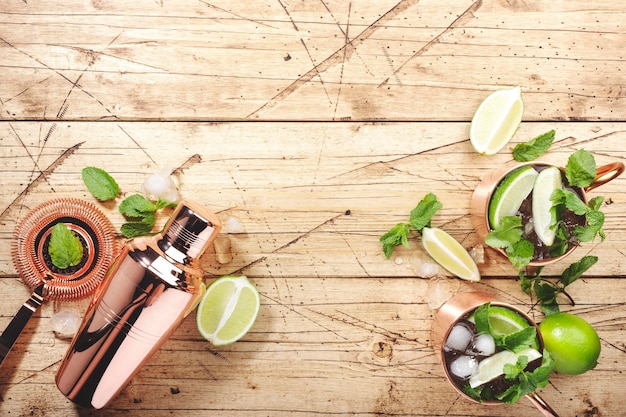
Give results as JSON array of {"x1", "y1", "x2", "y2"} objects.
[{"x1": 55, "y1": 201, "x2": 220, "y2": 408}]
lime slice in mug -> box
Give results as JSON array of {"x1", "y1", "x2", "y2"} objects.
[{"x1": 488, "y1": 166, "x2": 538, "y2": 228}]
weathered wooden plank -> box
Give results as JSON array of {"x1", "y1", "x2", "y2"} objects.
[
  {"x1": 0, "y1": 276, "x2": 624, "y2": 416},
  {"x1": 1, "y1": 121, "x2": 624, "y2": 279},
  {"x1": 1, "y1": 1, "x2": 625, "y2": 121}
]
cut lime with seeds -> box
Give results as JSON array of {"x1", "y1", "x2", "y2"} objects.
[
  {"x1": 196, "y1": 275, "x2": 260, "y2": 346},
  {"x1": 421, "y1": 227, "x2": 480, "y2": 282},
  {"x1": 469, "y1": 347, "x2": 542, "y2": 388},
  {"x1": 488, "y1": 166, "x2": 538, "y2": 229},
  {"x1": 470, "y1": 86, "x2": 524, "y2": 155},
  {"x1": 532, "y1": 166, "x2": 562, "y2": 246}
]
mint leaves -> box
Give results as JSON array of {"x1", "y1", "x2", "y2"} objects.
[
  {"x1": 498, "y1": 350, "x2": 554, "y2": 404},
  {"x1": 512, "y1": 130, "x2": 555, "y2": 162},
  {"x1": 49, "y1": 223, "x2": 84, "y2": 269},
  {"x1": 485, "y1": 216, "x2": 534, "y2": 270},
  {"x1": 81, "y1": 167, "x2": 119, "y2": 201},
  {"x1": 82, "y1": 167, "x2": 177, "y2": 238},
  {"x1": 520, "y1": 255, "x2": 598, "y2": 316},
  {"x1": 119, "y1": 194, "x2": 177, "y2": 238},
  {"x1": 380, "y1": 193, "x2": 442, "y2": 258}
]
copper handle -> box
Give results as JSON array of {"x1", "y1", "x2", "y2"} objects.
[
  {"x1": 526, "y1": 392, "x2": 560, "y2": 417},
  {"x1": 0, "y1": 284, "x2": 44, "y2": 366},
  {"x1": 585, "y1": 162, "x2": 624, "y2": 192}
]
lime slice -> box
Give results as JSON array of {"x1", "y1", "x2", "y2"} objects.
[
  {"x1": 487, "y1": 306, "x2": 531, "y2": 337},
  {"x1": 469, "y1": 305, "x2": 539, "y2": 349},
  {"x1": 196, "y1": 275, "x2": 260, "y2": 346},
  {"x1": 421, "y1": 227, "x2": 480, "y2": 282},
  {"x1": 469, "y1": 347, "x2": 542, "y2": 388},
  {"x1": 532, "y1": 166, "x2": 563, "y2": 246},
  {"x1": 470, "y1": 86, "x2": 524, "y2": 155},
  {"x1": 488, "y1": 166, "x2": 538, "y2": 228}
]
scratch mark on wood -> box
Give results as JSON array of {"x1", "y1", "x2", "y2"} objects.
[
  {"x1": 329, "y1": 310, "x2": 425, "y2": 345},
  {"x1": 382, "y1": 47, "x2": 403, "y2": 86},
  {"x1": 247, "y1": 0, "x2": 419, "y2": 118},
  {"x1": 173, "y1": 154, "x2": 203, "y2": 176},
  {"x1": 261, "y1": 291, "x2": 350, "y2": 341},
  {"x1": 378, "y1": 0, "x2": 483, "y2": 87},
  {"x1": 332, "y1": 2, "x2": 352, "y2": 120},
  {"x1": 0, "y1": 142, "x2": 84, "y2": 221},
  {"x1": 117, "y1": 125, "x2": 157, "y2": 165},
  {"x1": 55, "y1": 32, "x2": 124, "y2": 120},
  {"x1": 229, "y1": 212, "x2": 346, "y2": 276},
  {"x1": 198, "y1": 0, "x2": 275, "y2": 28}
]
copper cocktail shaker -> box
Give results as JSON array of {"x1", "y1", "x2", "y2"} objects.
[{"x1": 55, "y1": 200, "x2": 221, "y2": 409}]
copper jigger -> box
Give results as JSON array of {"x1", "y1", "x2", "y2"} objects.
[
  {"x1": 431, "y1": 292, "x2": 559, "y2": 416},
  {"x1": 470, "y1": 161, "x2": 624, "y2": 267}
]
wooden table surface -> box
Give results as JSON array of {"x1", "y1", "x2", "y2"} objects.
[{"x1": 1, "y1": 1, "x2": 625, "y2": 416}]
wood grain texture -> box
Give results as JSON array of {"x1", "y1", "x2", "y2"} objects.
[
  {"x1": 1, "y1": 1, "x2": 625, "y2": 121},
  {"x1": 0, "y1": 121, "x2": 624, "y2": 416}
]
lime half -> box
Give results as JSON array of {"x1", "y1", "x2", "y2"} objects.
[
  {"x1": 422, "y1": 227, "x2": 480, "y2": 282},
  {"x1": 532, "y1": 166, "x2": 563, "y2": 246},
  {"x1": 469, "y1": 347, "x2": 542, "y2": 388},
  {"x1": 488, "y1": 166, "x2": 538, "y2": 229},
  {"x1": 470, "y1": 86, "x2": 524, "y2": 155},
  {"x1": 196, "y1": 275, "x2": 260, "y2": 346}
]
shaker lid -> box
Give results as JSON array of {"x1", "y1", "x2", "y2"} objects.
[{"x1": 159, "y1": 201, "x2": 222, "y2": 264}]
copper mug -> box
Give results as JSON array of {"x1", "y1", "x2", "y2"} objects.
[
  {"x1": 470, "y1": 161, "x2": 624, "y2": 267},
  {"x1": 431, "y1": 292, "x2": 559, "y2": 416}
]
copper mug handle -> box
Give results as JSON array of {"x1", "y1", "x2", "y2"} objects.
[
  {"x1": 585, "y1": 162, "x2": 624, "y2": 192},
  {"x1": 526, "y1": 392, "x2": 560, "y2": 417}
]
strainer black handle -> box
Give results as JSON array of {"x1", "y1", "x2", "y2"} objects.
[{"x1": 0, "y1": 284, "x2": 44, "y2": 366}]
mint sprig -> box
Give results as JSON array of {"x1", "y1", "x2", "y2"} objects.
[
  {"x1": 496, "y1": 350, "x2": 554, "y2": 404},
  {"x1": 119, "y1": 194, "x2": 177, "y2": 238},
  {"x1": 512, "y1": 130, "x2": 555, "y2": 162},
  {"x1": 49, "y1": 223, "x2": 84, "y2": 269},
  {"x1": 380, "y1": 193, "x2": 442, "y2": 258},
  {"x1": 520, "y1": 255, "x2": 598, "y2": 315}
]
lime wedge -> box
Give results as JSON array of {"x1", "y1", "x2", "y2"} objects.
[
  {"x1": 421, "y1": 227, "x2": 480, "y2": 282},
  {"x1": 470, "y1": 86, "x2": 524, "y2": 155},
  {"x1": 196, "y1": 275, "x2": 260, "y2": 346},
  {"x1": 469, "y1": 347, "x2": 542, "y2": 388},
  {"x1": 488, "y1": 166, "x2": 538, "y2": 229},
  {"x1": 487, "y1": 306, "x2": 531, "y2": 337},
  {"x1": 532, "y1": 166, "x2": 563, "y2": 246}
]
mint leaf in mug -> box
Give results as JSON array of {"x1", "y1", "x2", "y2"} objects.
[
  {"x1": 82, "y1": 167, "x2": 119, "y2": 201},
  {"x1": 49, "y1": 223, "x2": 84, "y2": 269},
  {"x1": 512, "y1": 130, "x2": 555, "y2": 162},
  {"x1": 565, "y1": 149, "x2": 596, "y2": 188}
]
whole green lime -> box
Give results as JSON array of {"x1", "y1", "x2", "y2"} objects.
[{"x1": 539, "y1": 313, "x2": 601, "y2": 375}]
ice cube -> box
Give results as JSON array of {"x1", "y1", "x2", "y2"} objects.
[
  {"x1": 472, "y1": 333, "x2": 496, "y2": 356},
  {"x1": 450, "y1": 355, "x2": 478, "y2": 379},
  {"x1": 51, "y1": 310, "x2": 81, "y2": 338},
  {"x1": 444, "y1": 322, "x2": 473, "y2": 352}
]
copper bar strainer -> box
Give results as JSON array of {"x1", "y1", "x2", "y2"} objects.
[{"x1": 1, "y1": 199, "x2": 117, "y2": 365}]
